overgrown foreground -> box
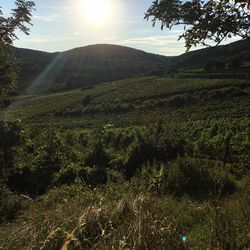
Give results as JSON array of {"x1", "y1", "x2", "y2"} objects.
[
  {"x1": 0, "y1": 77, "x2": 250, "y2": 249},
  {"x1": 1, "y1": 178, "x2": 250, "y2": 250}
]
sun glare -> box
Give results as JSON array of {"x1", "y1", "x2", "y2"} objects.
[{"x1": 82, "y1": 0, "x2": 112, "y2": 25}]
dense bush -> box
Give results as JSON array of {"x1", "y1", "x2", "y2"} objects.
[
  {"x1": 7, "y1": 129, "x2": 72, "y2": 195},
  {"x1": 0, "y1": 119, "x2": 22, "y2": 179},
  {"x1": 0, "y1": 185, "x2": 24, "y2": 222},
  {"x1": 53, "y1": 163, "x2": 83, "y2": 186},
  {"x1": 156, "y1": 158, "x2": 236, "y2": 199}
]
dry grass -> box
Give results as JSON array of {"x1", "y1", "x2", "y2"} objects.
[{"x1": 0, "y1": 178, "x2": 249, "y2": 250}]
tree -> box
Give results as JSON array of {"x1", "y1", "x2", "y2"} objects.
[
  {"x1": 0, "y1": 0, "x2": 35, "y2": 104},
  {"x1": 145, "y1": 0, "x2": 250, "y2": 51},
  {"x1": 0, "y1": 118, "x2": 22, "y2": 179},
  {"x1": 0, "y1": 0, "x2": 35, "y2": 44},
  {"x1": 0, "y1": 1, "x2": 34, "y2": 183}
]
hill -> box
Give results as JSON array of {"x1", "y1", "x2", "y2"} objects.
[
  {"x1": 173, "y1": 38, "x2": 250, "y2": 69},
  {"x1": 14, "y1": 39, "x2": 250, "y2": 94},
  {"x1": 14, "y1": 44, "x2": 170, "y2": 94}
]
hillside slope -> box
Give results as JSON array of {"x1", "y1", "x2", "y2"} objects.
[
  {"x1": 14, "y1": 39, "x2": 250, "y2": 94},
  {"x1": 173, "y1": 38, "x2": 250, "y2": 69},
  {"x1": 15, "y1": 44, "x2": 170, "y2": 94}
]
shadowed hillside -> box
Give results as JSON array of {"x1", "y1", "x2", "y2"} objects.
[
  {"x1": 14, "y1": 44, "x2": 170, "y2": 94},
  {"x1": 173, "y1": 38, "x2": 250, "y2": 69},
  {"x1": 14, "y1": 39, "x2": 250, "y2": 94}
]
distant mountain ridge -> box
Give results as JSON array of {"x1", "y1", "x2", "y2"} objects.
[{"x1": 14, "y1": 39, "x2": 250, "y2": 94}]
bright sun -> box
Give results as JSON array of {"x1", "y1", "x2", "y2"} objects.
[{"x1": 82, "y1": 0, "x2": 112, "y2": 24}]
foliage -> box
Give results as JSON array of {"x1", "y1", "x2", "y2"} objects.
[
  {"x1": 166, "y1": 158, "x2": 236, "y2": 199},
  {"x1": 0, "y1": 119, "x2": 22, "y2": 180},
  {"x1": 145, "y1": 0, "x2": 250, "y2": 50},
  {"x1": 0, "y1": 0, "x2": 35, "y2": 44},
  {"x1": 0, "y1": 185, "x2": 25, "y2": 223},
  {"x1": 0, "y1": 44, "x2": 18, "y2": 106},
  {"x1": 0, "y1": 0, "x2": 35, "y2": 103}
]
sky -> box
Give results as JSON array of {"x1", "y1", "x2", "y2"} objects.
[{"x1": 1, "y1": 0, "x2": 240, "y2": 56}]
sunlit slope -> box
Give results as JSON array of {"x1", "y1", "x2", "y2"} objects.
[{"x1": 6, "y1": 77, "x2": 250, "y2": 128}]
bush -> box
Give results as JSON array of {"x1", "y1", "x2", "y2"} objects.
[
  {"x1": 53, "y1": 163, "x2": 83, "y2": 186},
  {"x1": 165, "y1": 158, "x2": 236, "y2": 199},
  {"x1": 0, "y1": 119, "x2": 22, "y2": 179},
  {"x1": 85, "y1": 142, "x2": 110, "y2": 167},
  {"x1": 0, "y1": 186, "x2": 24, "y2": 222},
  {"x1": 8, "y1": 129, "x2": 69, "y2": 196}
]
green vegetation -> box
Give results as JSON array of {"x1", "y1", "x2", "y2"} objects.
[
  {"x1": 0, "y1": 75, "x2": 249, "y2": 249},
  {"x1": 0, "y1": 0, "x2": 35, "y2": 107},
  {"x1": 145, "y1": 0, "x2": 250, "y2": 50}
]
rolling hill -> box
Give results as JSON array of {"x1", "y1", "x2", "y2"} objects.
[
  {"x1": 14, "y1": 39, "x2": 250, "y2": 94},
  {"x1": 173, "y1": 38, "x2": 250, "y2": 69},
  {"x1": 14, "y1": 44, "x2": 170, "y2": 94}
]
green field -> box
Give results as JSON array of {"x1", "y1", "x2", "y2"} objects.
[{"x1": 1, "y1": 76, "x2": 250, "y2": 249}]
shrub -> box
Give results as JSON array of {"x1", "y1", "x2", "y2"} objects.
[
  {"x1": 53, "y1": 163, "x2": 83, "y2": 186},
  {"x1": 165, "y1": 158, "x2": 236, "y2": 199},
  {"x1": 125, "y1": 139, "x2": 155, "y2": 178},
  {"x1": 0, "y1": 119, "x2": 22, "y2": 179},
  {"x1": 85, "y1": 142, "x2": 110, "y2": 167},
  {"x1": 8, "y1": 129, "x2": 69, "y2": 196},
  {"x1": 0, "y1": 186, "x2": 24, "y2": 222}
]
